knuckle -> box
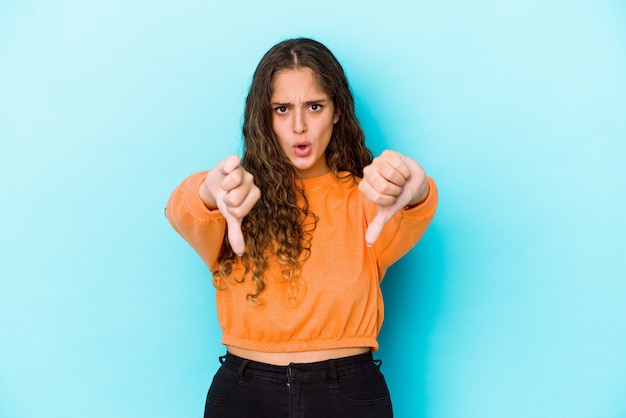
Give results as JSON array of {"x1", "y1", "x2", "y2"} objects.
[
  {"x1": 222, "y1": 192, "x2": 235, "y2": 207},
  {"x1": 232, "y1": 191, "x2": 245, "y2": 206},
  {"x1": 373, "y1": 175, "x2": 390, "y2": 191},
  {"x1": 250, "y1": 187, "x2": 261, "y2": 201},
  {"x1": 228, "y1": 206, "x2": 246, "y2": 219},
  {"x1": 373, "y1": 194, "x2": 393, "y2": 206},
  {"x1": 232, "y1": 169, "x2": 243, "y2": 184},
  {"x1": 226, "y1": 189, "x2": 245, "y2": 206}
]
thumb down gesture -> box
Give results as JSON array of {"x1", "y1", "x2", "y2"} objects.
[
  {"x1": 199, "y1": 155, "x2": 261, "y2": 256},
  {"x1": 358, "y1": 150, "x2": 429, "y2": 247}
]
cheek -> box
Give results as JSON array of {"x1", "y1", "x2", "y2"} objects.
[
  {"x1": 271, "y1": 118, "x2": 285, "y2": 140},
  {"x1": 272, "y1": 118, "x2": 287, "y2": 135},
  {"x1": 272, "y1": 121, "x2": 290, "y2": 148}
]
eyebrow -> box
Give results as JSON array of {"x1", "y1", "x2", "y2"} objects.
[{"x1": 270, "y1": 98, "x2": 330, "y2": 106}]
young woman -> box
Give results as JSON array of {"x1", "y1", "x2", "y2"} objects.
[{"x1": 167, "y1": 38, "x2": 438, "y2": 417}]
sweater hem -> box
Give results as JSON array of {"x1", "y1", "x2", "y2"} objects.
[{"x1": 221, "y1": 335, "x2": 380, "y2": 353}]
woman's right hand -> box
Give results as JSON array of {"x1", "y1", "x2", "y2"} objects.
[{"x1": 199, "y1": 155, "x2": 261, "y2": 256}]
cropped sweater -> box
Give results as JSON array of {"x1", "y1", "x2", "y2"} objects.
[{"x1": 166, "y1": 171, "x2": 438, "y2": 352}]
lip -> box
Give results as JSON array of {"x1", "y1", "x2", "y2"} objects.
[{"x1": 293, "y1": 142, "x2": 312, "y2": 157}]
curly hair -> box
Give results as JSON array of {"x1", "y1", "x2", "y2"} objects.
[{"x1": 214, "y1": 38, "x2": 373, "y2": 303}]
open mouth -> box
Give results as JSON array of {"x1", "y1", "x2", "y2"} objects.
[{"x1": 294, "y1": 143, "x2": 311, "y2": 157}]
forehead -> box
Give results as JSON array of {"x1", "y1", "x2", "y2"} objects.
[{"x1": 271, "y1": 68, "x2": 329, "y2": 99}]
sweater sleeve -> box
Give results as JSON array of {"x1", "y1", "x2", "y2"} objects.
[
  {"x1": 165, "y1": 171, "x2": 226, "y2": 272},
  {"x1": 372, "y1": 177, "x2": 438, "y2": 275}
]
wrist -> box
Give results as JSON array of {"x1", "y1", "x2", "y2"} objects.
[
  {"x1": 199, "y1": 181, "x2": 218, "y2": 210},
  {"x1": 406, "y1": 178, "x2": 429, "y2": 208}
]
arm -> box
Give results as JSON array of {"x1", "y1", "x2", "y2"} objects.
[
  {"x1": 166, "y1": 172, "x2": 227, "y2": 271},
  {"x1": 369, "y1": 177, "x2": 438, "y2": 272},
  {"x1": 166, "y1": 156, "x2": 261, "y2": 270}
]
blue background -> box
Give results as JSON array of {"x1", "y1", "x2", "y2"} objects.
[{"x1": 1, "y1": 1, "x2": 625, "y2": 417}]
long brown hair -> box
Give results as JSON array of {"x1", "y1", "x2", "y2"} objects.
[{"x1": 214, "y1": 38, "x2": 373, "y2": 303}]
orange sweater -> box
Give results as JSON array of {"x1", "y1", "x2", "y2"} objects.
[{"x1": 167, "y1": 171, "x2": 437, "y2": 352}]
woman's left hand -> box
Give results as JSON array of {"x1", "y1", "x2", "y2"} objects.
[{"x1": 358, "y1": 150, "x2": 429, "y2": 246}]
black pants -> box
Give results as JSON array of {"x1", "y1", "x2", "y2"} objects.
[{"x1": 204, "y1": 352, "x2": 393, "y2": 418}]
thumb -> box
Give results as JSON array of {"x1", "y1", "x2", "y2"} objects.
[
  {"x1": 214, "y1": 189, "x2": 246, "y2": 256},
  {"x1": 225, "y1": 216, "x2": 245, "y2": 256},
  {"x1": 365, "y1": 206, "x2": 395, "y2": 247},
  {"x1": 213, "y1": 155, "x2": 247, "y2": 255}
]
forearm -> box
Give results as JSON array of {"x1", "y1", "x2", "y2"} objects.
[{"x1": 166, "y1": 172, "x2": 227, "y2": 270}]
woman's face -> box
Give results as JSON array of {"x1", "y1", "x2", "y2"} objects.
[{"x1": 271, "y1": 67, "x2": 339, "y2": 178}]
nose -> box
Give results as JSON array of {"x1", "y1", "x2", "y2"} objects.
[{"x1": 292, "y1": 110, "x2": 307, "y2": 133}]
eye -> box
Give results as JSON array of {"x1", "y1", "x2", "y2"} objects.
[
  {"x1": 274, "y1": 106, "x2": 288, "y2": 114},
  {"x1": 310, "y1": 103, "x2": 323, "y2": 112}
]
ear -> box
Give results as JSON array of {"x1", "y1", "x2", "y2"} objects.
[{"x1": 333, "y1": 112, "x2": 340, "y2": 124}]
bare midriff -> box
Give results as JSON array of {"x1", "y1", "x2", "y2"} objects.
[{"x1": 226, "y1": 346, "x2": 371, "y2": 366}]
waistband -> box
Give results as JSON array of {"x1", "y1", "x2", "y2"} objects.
[{"x1": 220, "y1": 352, "x2": 381, "y2": 383}]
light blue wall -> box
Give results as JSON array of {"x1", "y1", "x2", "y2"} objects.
[{"x1": 1, "y1": 1, "x2": 625, "y2": 417}]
